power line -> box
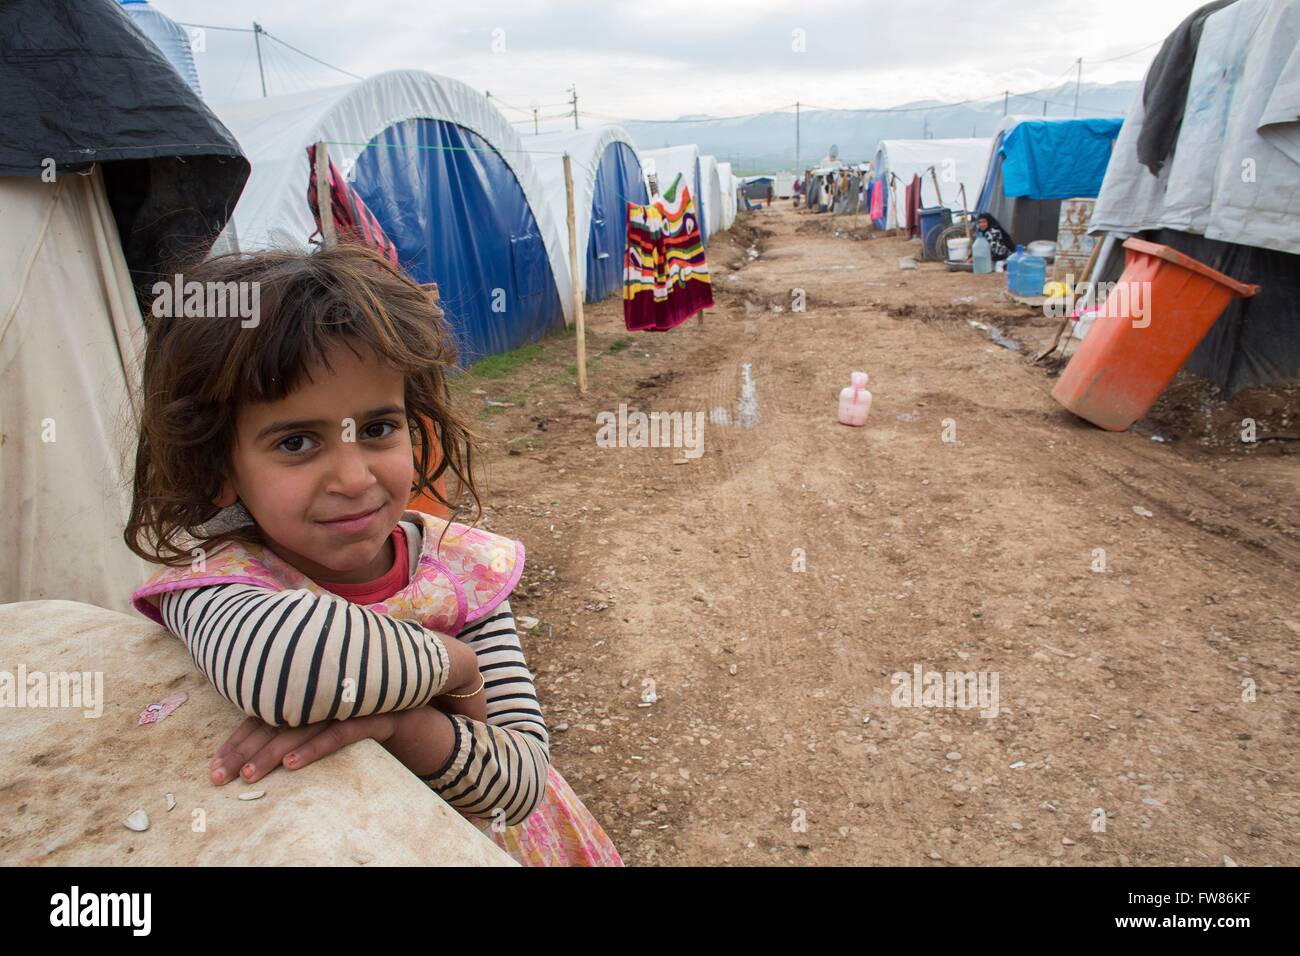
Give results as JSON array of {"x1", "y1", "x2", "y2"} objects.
[
  {"x1": 1090, "y1": 39, "x2": 1164, "y2": 64},
  {"x1": 262, "y1": 30, "x2": 362, "y2": 80}
]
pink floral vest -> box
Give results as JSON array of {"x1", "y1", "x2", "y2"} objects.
[{"x1": 132, "y1": 510, "x2": 525, "y2": 635}]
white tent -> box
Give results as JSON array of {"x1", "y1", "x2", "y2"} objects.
[
  {"x1": 716, "y1": 161, "x2": 738, "y2": 230},
  {"x1": 770, "y1": 170, "x2": 795, "y2": 198},
  {"x1": 1089, "y1": 0, "x2": 1300, "y2": 256},
  {"x1": 214, "y1": 69, "x2": 576, "y2": 326},
  {"x1": 0, "y1": 171, "x2": 151, "y2": 613},
  {"x1": 527, "y1": 125, "x2": 644, "y2": 300},
  {"x1": 699, "y1": 154, "x2": 724, "y2": 238},
  {"x1": 872, "y1": 138, "x2": 991, "y2": 229}
]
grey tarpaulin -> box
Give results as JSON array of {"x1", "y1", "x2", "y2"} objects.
[{"x1": 0, "y1": 0, "x2": 248, "y2": 295}]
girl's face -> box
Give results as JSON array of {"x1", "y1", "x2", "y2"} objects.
[
  {"x1": 217, "y1": 341, "x2": 415, "y2": 584},
  {"x1": 978, "y1": 217, "x2": 989, "y2": 231}
]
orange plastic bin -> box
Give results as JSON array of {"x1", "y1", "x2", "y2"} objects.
[{"x1": 1051, "y1": 238, "x2": 1259, "y2": 431}]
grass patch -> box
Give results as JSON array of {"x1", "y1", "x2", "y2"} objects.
[
  {"x1": 608, "y1": 336, "x2": 634, "y2": 353},
  {"x1": 463, "y1": 342, "x2": 543, "y2": 380}
]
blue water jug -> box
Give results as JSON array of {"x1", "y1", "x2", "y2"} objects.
[{"x1": 1007, "y1": 244, "x2": 1046, "y2": 297}]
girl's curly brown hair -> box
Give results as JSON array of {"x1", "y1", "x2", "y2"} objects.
[{"x1": 124, "y1": 243, "x2": 480, "y2": 567}]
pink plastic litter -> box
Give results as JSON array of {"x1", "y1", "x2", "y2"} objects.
[{"x1": 138, "y1": 691, "x2": 188, "y2": 726}]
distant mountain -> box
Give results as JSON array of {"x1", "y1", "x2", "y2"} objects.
[{"x1": 621, "y1": 81, "x2": 1139, "y2": 176}]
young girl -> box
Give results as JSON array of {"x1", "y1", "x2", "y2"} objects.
[{"x1": 124, "y1": 245, "x2": 620, "y2": 867}]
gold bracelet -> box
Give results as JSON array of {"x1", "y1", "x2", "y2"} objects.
[{"x1": 442, "y1": 673, "x2": 485, "y2": 699}]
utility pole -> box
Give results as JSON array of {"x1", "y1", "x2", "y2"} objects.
[
  {"x1": 1003, "y1": 90, "x2": 1009, "y2": 116},
  {"x1": 795, "y1": 101, "x2": 800, "y2": 173},
  {"x1": 534, "y1": 108, "x2": 539, "y2": 135},
  {"x1": 1073, "y1": 57, "x2": 1082, "y2": 116},
  {"x1": 569, "y1": 85, "x2": 579, "y2": 130},
  {"x1": 253, "y1": 22, "x2": 267, "y2": 98}
]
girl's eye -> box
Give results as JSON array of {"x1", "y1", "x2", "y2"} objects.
[
  {"x1": 278, "y1": 434, "x2": 318, "y2": 454},
  {"x1": 362, "y1": 420, "x2": 399, "y2": 440}
]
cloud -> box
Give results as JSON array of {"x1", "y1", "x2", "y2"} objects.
[{"x1": 160, "y1": 0, "x2": 1205, "y2": 114}]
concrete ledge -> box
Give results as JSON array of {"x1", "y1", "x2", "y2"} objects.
[{"x1": 0, "y1": 600, "x2": 514, "y2": 866}]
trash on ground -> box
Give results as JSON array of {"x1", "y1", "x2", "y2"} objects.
[
  {"x1": 138, "y1": 691, "x2": 188, "y2": 726},
  {"x1": 125, "y1": 809, "x2": 150, "y2": 832}
]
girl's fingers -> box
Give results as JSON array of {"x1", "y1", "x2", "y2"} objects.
[
  {"x1": 239, "y1": 724, "x2": 326, "y2": 784},
  {"x1": 211, "y1": 716, "x2": 263, "y2": 763},
  {"x1": 281, "y1": 716, "x2": 387, "y2": 772},
  {"x1": 210, "y1": 722, "x2": 278, "y2": 785}
]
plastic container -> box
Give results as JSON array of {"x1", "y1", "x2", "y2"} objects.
[
  {"x1": 1052, "y1": 238, "x2": 1259, "y2": 431},
  {"x1": 1027, "y1": 240, "x2": 1057, "y2": 259},
  {"x1": 837, "y1": 371, "x2": 873, "y2": 426},
  {"x1": 1007, "y1": 245, "x2": 1047, "y2": 297},
  {"x1": 971, "y1": 234, "x2": 992, "y2": 274},
  {"x1": 918, "y1": 206, "x2": 953, "y2": 260},
  {"x1": 947, "y1": 237, "x2": 971, "y2": 260}
]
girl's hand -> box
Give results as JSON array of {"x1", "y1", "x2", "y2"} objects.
[{"x1": 209, "y1": 713, "x2": 398, "y2": 786}]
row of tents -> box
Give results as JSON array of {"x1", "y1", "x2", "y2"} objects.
[
  {"x1": 0, "y1": 0, "x2": 741, "y2": 613},
  {"x1": 858, "y1": 0, "x2": 1297, "y2": 396},
  {"x1": 133, "y1": 4, "x2": 742, "y2": 363}
]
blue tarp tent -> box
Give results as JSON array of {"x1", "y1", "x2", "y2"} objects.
[
  {"x1": 1001, "y1": 117, "x2": 1123, "y2": 200},
  {"x1": 975, "y1": 116, "x2": 1123, "y2": 243},
  {"x1": 216, "y1": 70, "x2": 575, "y2": 365}
]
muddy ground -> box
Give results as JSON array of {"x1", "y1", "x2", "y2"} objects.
[{"x1": 450, "y1": 200, "x2": 1298, "y2": 866}]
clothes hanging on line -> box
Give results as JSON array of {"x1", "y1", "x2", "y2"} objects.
[
  {"x1": 306, "y1": 144, "x2": 399, "y2": 264},
  {"x1": 904, "y1": 174, "x2": 922, "y2": 237},
  {"x1": 623, "y1": 185, "x2": 714, "y2": 332}
]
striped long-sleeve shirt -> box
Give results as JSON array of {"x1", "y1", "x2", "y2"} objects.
[{"x1": 157, "y1": 583, "x2": 548, "y2": 825}]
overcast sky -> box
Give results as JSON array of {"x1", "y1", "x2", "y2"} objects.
[{"x1": 157, "y1": 0, "x2": 1208, "y2": 119}]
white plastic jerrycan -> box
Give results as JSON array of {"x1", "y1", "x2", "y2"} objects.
[{"x1": 837, "y1": 371, "x2": 873, "y2": 426}]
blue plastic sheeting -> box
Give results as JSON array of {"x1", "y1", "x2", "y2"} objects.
[
  {"x1": 1000, "y1": 118, "x2": 1123, "y2": 200},
  {"x1": 974, "y1": 129, "x2": 1008, "y2": 215},
  {"x1": 587, "y1": 141, "x2": 647, "y2": 302},
  {"x1": 351, "y1": 118, "x2": 563, "y2": 365}
]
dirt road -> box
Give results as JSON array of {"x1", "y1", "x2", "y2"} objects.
[{"x1": 454, "y1": 201, "x2": 1298, "y2": 866}]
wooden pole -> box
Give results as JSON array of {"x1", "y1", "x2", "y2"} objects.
[
  {"x1": 315, "y1": 141, "x2": 335, "y2": 248},
  {"x1": 927, "y1": 165, "x2": 944, "y2": 208},
  {"x1": 563, "y1": 154, "x2": 587, "y2": 393}
]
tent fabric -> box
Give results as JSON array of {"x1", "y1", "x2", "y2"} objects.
[
  {"x1": 975, "y1": 116, "x2": 1120, "y2": 244},
  {"x1": 1090, "y1": 0, "x2": 1300, "y2": 257},
  {"x1": 871, "y1": 138, "x2": 990, "y2": 230},
  {"x1": 0, "y1": 0, "x2": 248, "y2": 298},
  {"x1": 1000, "y1": 117, "x2": 1123, "y2": 200},
  {"x1": 214, "y1": 70, "x2": 576, "y2": 340},
  {"x1": 716, "y1": 161, "x2": 738, "y2": 230},
  {"x1": 119, "y1": 0, "x2": 202, "y2": 97},
  {"x1": 1136, "y1": 0, "x2": 1239, "y2": 175},
  {"x1": 642, "y1": 145, "x2": 706, "y2": 245},
  {"x1": 699, "y1": 154, "x2": 724, "y2": 239},
  {"x1": 528, "y1": 126, "x2": 647, "y2": 303},
  {"x1": 349, "y1": 117, "x2": 564, "y2": 363},
  {"x1": 0, "y1": 171, "x2": 151, "y2": 613}
]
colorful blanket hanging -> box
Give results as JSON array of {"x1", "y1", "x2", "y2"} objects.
[
  {"x1": 623, "y1": 185, "x2": 714, "y2": 332},
  {"x1": 306, "y1": 144, "x2": 399, "y2": 265}
]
